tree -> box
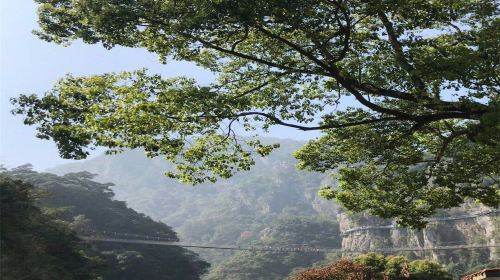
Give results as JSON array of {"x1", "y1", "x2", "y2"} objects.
[
  {"x1": 11, "y1": 0, "x2": 499, "y2": 227},
  {"x1": 355, "y1": 253, "x2": 387, "y2": 276},
  {"x1": 408, "y1": 260, "x2": 453, "y2": 280},
  {"x1": 384, "y1": 256, "x2": 411, "y2": 280}
]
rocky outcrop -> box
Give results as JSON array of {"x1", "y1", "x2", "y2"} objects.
[{"x1": 338, "y1": 206, "x2": 499, "y2": 264}]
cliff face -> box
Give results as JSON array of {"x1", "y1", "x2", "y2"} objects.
[{"x1": 336, "y1": 207, "x2": 499, "y2": 264}]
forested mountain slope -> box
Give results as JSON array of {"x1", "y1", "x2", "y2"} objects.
[
  {"x1": 1, "y1": 173, "x2": 100, "y2": 280},
  {"x1": 204, "y1": 216, "x2": 342, "y2": 280},
  {"x1": 2, "y1": 166, "x2": 209, "y2": 280}
]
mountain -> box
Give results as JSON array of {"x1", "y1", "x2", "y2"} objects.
[
  {"x1": 49, "y1": 138, "x2": 499, "y2": 278},
  {"x1": 49, "y1": 139, "x2": 338, "y2": 252}
]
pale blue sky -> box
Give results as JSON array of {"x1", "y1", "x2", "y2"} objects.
[{"x1": 0, "y1": 1, "x2": 321, "y2": 170}]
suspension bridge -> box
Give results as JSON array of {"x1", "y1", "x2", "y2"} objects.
[
  {"x1": 79, "y1": 231, "x2": 499, "y2": 254},
  {"x1": 78, "y1": 209, "x2": 499, "y2": 254},
  {"x1": 80, "y1": 234, "x2": 500, "y2": 254}
]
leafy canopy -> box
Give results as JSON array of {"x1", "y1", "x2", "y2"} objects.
[{"x1": 12, "y1": 0, "x2": 499, "y2": 227}]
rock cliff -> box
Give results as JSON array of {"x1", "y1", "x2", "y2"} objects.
[{"x1": 335, "y1": 206, "x2": 499, "y2": 264}]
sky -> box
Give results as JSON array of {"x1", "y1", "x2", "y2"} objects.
[{"x1": 0, "y1": 1, "x2": 321, "y2": 170}]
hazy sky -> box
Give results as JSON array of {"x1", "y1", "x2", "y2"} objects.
[{"x1": 0, "y1": 1, "x2": 321, "y2": 170}]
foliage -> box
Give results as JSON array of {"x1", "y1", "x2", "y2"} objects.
[
  {"x1": 290, "y1": 253, "x2": 453, "y2": 280},
  {"x1": 2, "y1": 166, "x2": 209, "y2": 280},
  {"x1": 0, "y1": 174, "x2": 101, "y2": 280},
  {"x1": 10, "y1": 0, "x2": 500, "y2": 227}
]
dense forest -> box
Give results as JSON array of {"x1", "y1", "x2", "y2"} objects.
[
  {"x1": 1, "y1": 170, "x2": 100, "y2": 280},
  {"x1": 0, "y1": 165, "x2": 209, "y2": 280}
]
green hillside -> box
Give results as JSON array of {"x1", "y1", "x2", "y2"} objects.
[{"x1": 1, "y1": 165, "x2": 209, "y2": 280}]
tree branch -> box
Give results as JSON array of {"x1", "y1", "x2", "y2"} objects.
[
  {"x1": 435, "y1": 130, "x2": 468, "y2": 162},
  {"x1": 231, "y1": 112, "x2": 400, "y2": 131},
  {"x1": 378, "y1": 12, "x2": 427, "y2": 94},
  {"x1": 233, "y1": 81, "x2": 270, "y2": 99},
  {"x1": 187, "y1": 33, "x2": 322, "y2": 76},
  {"x1": 254, "y1": 25, "x2": 331, "y2": 71}
]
